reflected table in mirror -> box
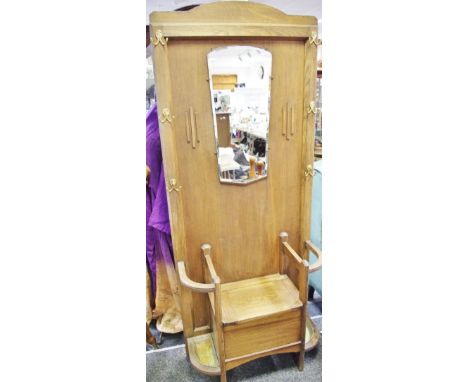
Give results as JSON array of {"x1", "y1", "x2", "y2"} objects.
[{"x1": 208, "y1": 45, "x2": 272, "y2": 184}]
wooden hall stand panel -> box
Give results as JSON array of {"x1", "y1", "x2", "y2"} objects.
[{"x1": 150, "y1": 2, "x2": 321, "y2": 381}]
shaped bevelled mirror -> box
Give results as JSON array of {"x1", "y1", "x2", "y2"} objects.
[{"x1": 208, "y1": 46, "x2": 272, "y2": 184}]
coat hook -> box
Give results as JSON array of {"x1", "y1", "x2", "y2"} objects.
[
  {"x1": 307, "y1": 101, "x2": 318, "y2": 117},
  {"x1": 167, "y1": 178, "x2": 182, "y2": 193},
  {"x1": 159, "y1": 108, "x2": 175, "y2": 125},
  {"x1": 308, "y1": 32, "x2": 322, "y2": 47},
  {"x1": 305, "y1": 164, "x2": 315, "y2": 178},
  {"x1": 151, "y1": 29, "x2": 168, "y2": 46}
]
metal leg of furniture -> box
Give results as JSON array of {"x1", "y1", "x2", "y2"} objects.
[{"x1": 308, "y1": 285, "x2": 315, "y2": 301}]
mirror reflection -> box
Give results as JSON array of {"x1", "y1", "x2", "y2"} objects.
[{"x1": 208, "y1": 46, "x2": 272, "y2": 184}]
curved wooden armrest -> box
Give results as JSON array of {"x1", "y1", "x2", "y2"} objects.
[
  {"x1": 177, "y1": 261, "x2": 215, "y2": 293},
  {"x1": 305, "y1": 240, "x2": 322, "y2": 273}
]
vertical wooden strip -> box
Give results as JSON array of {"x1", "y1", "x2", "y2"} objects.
[
  {"x1": 286, "y1": 103, "x2": 290, "y2": 141},
  {"x1": 190, "y1": 106, "x2": 196, "y2": 149},
  {"x1": 282, "y1": 106, "x2": 286, "y2": 136},
  {"x1": 214, "y1": 280, "x2": 227, "y2": 382},
  {"x1": 185, "y1": 112, "x2": 191, "y2": 143},
  {"x1": 151, "y1": 26, "x2": 192, "y2": 338},
  {"x1": 279, "y1": 232, "x2": 288, "y2": 274},
  {"x1": 195, "y1": 112, "x2": 201, "y2": 143},
  {"x1": 179, "y1": 282, "x2": 195, "y2": 338},
  {"x1": 202, "y1": 253, "x2": 209, "y2": 284},
  {"x1": 299, "y1": 33, "x2": 318, "y2": 260},
  {"x1": 296, "y1": 260, "x2": 309, "y2": 370},
  {"x1": 290, "y1": 104, "x2": 294, "y2": 136}
]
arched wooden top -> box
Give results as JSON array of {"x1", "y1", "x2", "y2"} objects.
[{"x1": 149, "y1": 1, "x2": 317, "y2": 39}]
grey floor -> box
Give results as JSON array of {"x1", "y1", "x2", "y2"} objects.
[{"x1": 146, "y1": 293, "x2": 322, "y2": 381}]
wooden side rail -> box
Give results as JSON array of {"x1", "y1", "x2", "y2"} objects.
[
  {"x1": 177, "y1": 261, "x2": 216, "y2": 293},
  {"x1": 200, "y1": 244, "x2": 221, "y2": 317},
  {"x1": 201, "y1": 244, "x2": 220, "y2": 284},
  {"x1": 279, "y1": 232, "x2": 309, "y2": 270},
  {"x1": 279, "y1": 231, "x2": 309, "y2": 371},
  {"x1": 305, "y1": 240, "x2": 322, "y2": 273},
  {"x1": 200, "y1": 244, "x2": 226, "y2": 378}
]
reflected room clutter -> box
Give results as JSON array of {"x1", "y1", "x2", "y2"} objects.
[
  {"x1": 146, "y1": 2, "x2": 322, "y2": 382},
  {"x1": 208, "y1": 46, "x2": 271, "y2": 183}
]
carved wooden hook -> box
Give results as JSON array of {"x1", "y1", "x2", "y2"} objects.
[
  {"x1": 159, "y1": 108, "x2": 175, "y2": 125},
  {"x1": 151, "y1": 30, "x2": 168, "y2": 46},
  {"x1": 307, "y1": 101, "x2": 318, "y2": 117},
  {"x1": 304, "y1": 165, "x2": 315, "y2": 178},
  {"x1": 308, "y1": 32, "x2": 321, "y2": 47},
  {"x1": 167, "y1": 178, "x2": 182, "y2": 193}
]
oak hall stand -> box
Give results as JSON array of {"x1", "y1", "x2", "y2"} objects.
[{"x1": 150, "y1": 3, "x2": 322, "y2": 381}]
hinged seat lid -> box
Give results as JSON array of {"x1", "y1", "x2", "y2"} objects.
[{"x1": 215, "y1": 274, "x2": 303, "y2": 325}]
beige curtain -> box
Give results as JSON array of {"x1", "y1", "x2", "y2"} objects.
[
  {"x1": 146, "y1": 267, "x2": 156, "y2": 346},
  {"x1": 154, "y1": 254, "x2": 183, "y2": 334}
]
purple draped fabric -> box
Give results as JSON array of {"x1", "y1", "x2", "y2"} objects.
[{"x1": 146, "y1": 104, "x2": 173, "y2": 296}]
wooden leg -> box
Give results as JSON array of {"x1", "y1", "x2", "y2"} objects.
[
  {"x1": 294, "y1": 350, "x2": 305, "y2": 371},
  {"x1": 211, "y1": 278, "x2": 227, "y2": 382},
  {"x1": 300, "y1": 349, "x2": 305, "y2": 370},
  {"x1": 220, "y1": 370, "x2": 227, "y2": 382},
  {"x1": 184, "y1": 340, "x2": 190, "y2": 361}
]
